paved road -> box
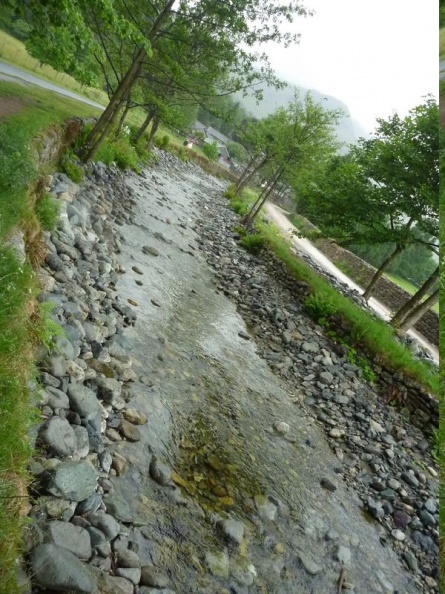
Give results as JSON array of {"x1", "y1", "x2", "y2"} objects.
[
  {"x1": 265, "y1": 202, "x2": 439, "y2": 364},
  {"x1": 0, "y1": 60, "x2": 104, "y2": 110}
]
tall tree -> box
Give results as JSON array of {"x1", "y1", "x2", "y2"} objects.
[
  {"x1": 390, "y1": 266, "x2": 439, "y2": 329},
  {"x1": 303, "y1": 97, "x2": 439, "y2": 300}
]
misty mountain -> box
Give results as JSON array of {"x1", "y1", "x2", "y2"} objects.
[{"x1": 236, "y1": 83, "x2": 369, "y2": 150}]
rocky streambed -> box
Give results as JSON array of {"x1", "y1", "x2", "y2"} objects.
[{"x1": 21, "y1": 150, "x2": 438, "y2": 594}]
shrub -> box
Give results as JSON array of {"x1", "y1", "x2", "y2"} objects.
[
  {"x1": 304, "y1": 292, "x2": 337, "y2": 325},
  {"x1": 34, "y1": 193, "x2": 59, "y2": 231},
  {"x1": 61, "y1": 156, "x2": 84, "y2": 183},
  {"x1": 202, "y1": 141, "x2": 219, "y2": 161},
  {"x1": 155, "y1": 134, "x2": 170, "y2": 150},
  {"x1": 240, "y1": 233, "x2": 265, "y2": 254},
  {"x1": 95, "y1": 137, "x2": 141, "y2": 172}
]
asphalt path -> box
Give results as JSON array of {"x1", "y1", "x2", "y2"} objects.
[
  {"x1": 265, "y1": 202, "x2": 439, "y2": 364},
  {"x1": 0, "y1": 60, "x2": 104, "y2": 110}
]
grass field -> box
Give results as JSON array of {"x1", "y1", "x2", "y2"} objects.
[
  {"x1": 385, "y1": 273, "x2": 439, "y2": 315},
  {"x1": 0, "y1": 81, "x2": 100, "y2": 593}
]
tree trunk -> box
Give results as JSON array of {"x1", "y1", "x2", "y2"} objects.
[
  {"x1": 80, "y1": 47, "x2": 146, "y2": 162},
  {"x1": 362, "y1": 244, "x2": 404, "y2": 301},
  {"x1": 235, "y1": 154, "x2": 268, "y2": 196},
  {"x1": 396, "y1": 289, "x2": 439, "y2": 334},
  {"x1": 147, "y1": 115, "x2": 160, "y2": 148},
  {"x1": 243, "y1": 166, "x2": 285, "y2": 228},
  {"x1": 114, "y1": 98, "x2": 132, "y2": 139},
  {"x1": 79, "y1": 0, "x2": 176, "y2": 162},
  {"x1": 133, "y1": 109, "x2": 155, "y2": 144},
  {"x1": 390, "y1": 266, "x2": 439, "y2": 328}
]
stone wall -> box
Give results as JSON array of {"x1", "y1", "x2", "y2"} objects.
[{"x1": 315, "y1": 239, "x2": 438, "y2": 346}]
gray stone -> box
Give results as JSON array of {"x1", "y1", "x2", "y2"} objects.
[
  {"x1": 273, "y1": 421, "x2": 289, "y2": 434},
  {"x1": 301, "y1": 342, "x2": 319, "y2": 353},
  {"x1": 47, "y1": 520, "x2": 92, "y2": 559},
  {"x1": 419, "y1": 509, "x2": 436, "y2": 527},
  {"x1": 67, "y1": 385, "x2": 101, "y2": 420},
  {"x1": 46, "y1": 386, "x2": 70, "y2": 410},
  {"x1": 205, "y1": 549, "x2": 230, "y2": 577},
  {"x1": 119, "y1": 419, "x2": 141, "y2": 442},
  {"x1": 401, "y1": 471, "x2": 419, "y2": 488},
  {"x1": 49, "y1": 461, "x2": 98, "y2": 501},
  {"x1": 73, "y1": 425, "x2": 90, "y2": 459},
  {"x1": 87, "y1": 511, "x2": 121, "y2": 540},
  {"x1": 95, "y1": 376, "x2": 122, "y2": 405},
  {"x1": 47, "y1": 355, "x2": 67, "y2": 377},
  {"x1": 87, "y1": 526, "x2": 107, "y2": 547},
  {"x1": 142, "y1": 245, "x2": 160, "y2": 256},
  {"x1": 218, "y1": 518, "x2": 244, "y2": 545},
  {"x1": 140, "y1": 566, "x2": 169, "y2": 587},
  {"x1": 298, "y1": 552, "x2": 322, "y2": 575},
  {"x1": 336, "y1": 545, "x2": 351, "y2": 566},
  {"x1": 402, "y1": 551, "x2": 419, "y2": 572},
  {"x1": 40, "y1": 417, "x2": 77, "y2": 457},
  {"x1": 115, "y1": 567, "x2": 141, "y2": 584},
  {"x1": 149, "y1": 457, "x2": 171, "y2": 485},
  {"x1": 99, "y1": 450, "x2": 113, "y2": 473},
  {"x1": 76, "y1": 492, "x2": 102, "y2": 515},
  {"x1": 30, "y1": 543, "x2": 97, "y2": 593},
  {"x1": 117, "y1": 548, "x2": 141, "y2": 568},
  {"x1": 254, "y1": 495, "x2": 277, "y2": 521},
  {"x1": 320, "y1": 478, "x2": 337, "y2": 492},
  {"x1": 95, "y1": 572, "x2": 134, "y2": 594},
  {"x1": 424, "y1": 497, "x2": 437, "y2": 514}
]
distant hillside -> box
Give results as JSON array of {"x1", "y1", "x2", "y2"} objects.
[{"x1": 236, "y1": 83, "x2": 369, "y2": 150}]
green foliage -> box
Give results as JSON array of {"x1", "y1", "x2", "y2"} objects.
[
  {"x1": 32, "y1": 302, "x2": 65, "y2": 353},
  {"x1": 61, "y1": 153, "x2": 84, "y2": 183},
  {"x1": 34, "y1": 194, "x2": 60, "y2": 231},
  {"x1": 95, "y1": 137, "x2": 141, "y2": 172},
  {"x1": 226, "y1": 140, "x2": 249, "y2": 163},
  {"x1": 240, "y1": 233, "x2": 265, "y2": 254},
  {"x1": 155, "y1": 134, "x2": 171, "y2": 150},
  {"x1": 304, "y1": 292, "x2": 337, "y2": 326},
  {"x1": 233, "y1": 225, "x2": 247, "y2": 237},
  {"x1": 202, "y1": 141, "x2": 219, "y2": 161}
]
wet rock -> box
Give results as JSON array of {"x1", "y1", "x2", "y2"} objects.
[
  {"x1": 143, "y1": 245, "x2": 160, "y2": 256},
  {"x1": 320, "y1": 478, "x2": 337, "y2": 492},
  {"x1": 336, "y1": 545, "x2": 352, "y2": 566},
  {"x1": 116, "y1": 567, "x2": 141, "y2": 584},
  {"x1": 46, "y1": 386, "x2": 70, "y2": 410},
  {"x1": 205, "y1": 549, "x2": 230, "y2": 578},
  {"x1": 401, "y1": 471, "x2": 419, "y2": 488},
  {"x1": 95, "y1": 571, "x2": 134, "y2": 594},
  {"x1": 76, "y1": 492, "x2": 102, "y2": 515},
  {"x1": 122, "y1": 408, "x2": 148, "y2": 425},
  {"x1": 149, "y1": 457, "x2": 171, "y2": 485},
  {"x1": 47, "y1": 520, "x2": 92, "y2": 559},
  {"x1": 419, "y1": 509, "x2": 436, "y2": 527},
  {"x1": 119, "y1": 419, "x2": 141, "y2": 442},
  {"x1": 30, "y1": 543, "x2": 97, "y2": 593},
  {"x1": 132, "y1": 266, "x2": 143, "y2": 275},
  {"x1": 298, "y1": 552, "x2": 322, "y2": 575},
  {"x1": 402, "y1": 551, "x2": 419, "y2": 572},
  {"x1": 117, "y1": 548, "x2": 141, "y2": 568},
  {"x1": 40, "y1": 417, "x2": 77, "y2": 457},
  {"x1": 254, "y1": 495, "x2": 277, "y2": 521},
  {"x1": 218, "y1": 518, "x2": 245, "y2": 545},
  {"x1": 73, "y1": 425, "x2": 90, "y2": 459},
  {"x1": 48, "y1": 461, "x2": 97, "y2": 501},
  {"x1": 140, "y1": 566, "x2": 170, "y2": 587},
  {"x1": 273, "y1": 421, "x2": 289, "y2": 434},
  {"x1": 391, "y1": 529, "x2": 405, "y2": 541}
]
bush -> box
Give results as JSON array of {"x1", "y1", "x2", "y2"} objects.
[
  {"x1": 202, "y1": 141, "x2": 219, "y2": 161},
  {"x1": 240, "y1": 233, "x2": 265, "y2": 254},
  {"x1": 95, "y1": 137, "x2": 141, "y2": 172},
  {"x1": 155, "y1": 134, "x2": 170, "y2": 150},
  {"x1": 304, "y1": 292, "x2": 337, "y2": 325},
  {"x1": 34, "y1": 193, "x2": 59, "y2": 231},
  {"x1": 61, "y1": 155, "x2": 84, "y2": 183}
]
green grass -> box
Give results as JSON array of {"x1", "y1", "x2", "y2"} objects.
[
  {"x1": 226, "y1": 186, "x2": 439, "y2": 396},
  {"x1": 384, "y1": 273, "x2": 439, "y2": 315},
  {"x1": 0, "y1": 81, "x2": 99, "y2": 593}
]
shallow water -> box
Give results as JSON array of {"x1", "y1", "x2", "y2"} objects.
[{"x1": 104, "y1": 163, "x2": 420, "y2": 593}]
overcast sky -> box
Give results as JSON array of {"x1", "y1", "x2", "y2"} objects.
[{"x1": 262, "y1": 0, "x2": 437, "y2": 134}]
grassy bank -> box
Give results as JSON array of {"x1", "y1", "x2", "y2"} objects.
[
  {"x1": 226, "y1": 187, "x2": 438, "y2": 396},
  {"x1": 0, "y1": 81, "x2": 99, "y2": 592}
]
